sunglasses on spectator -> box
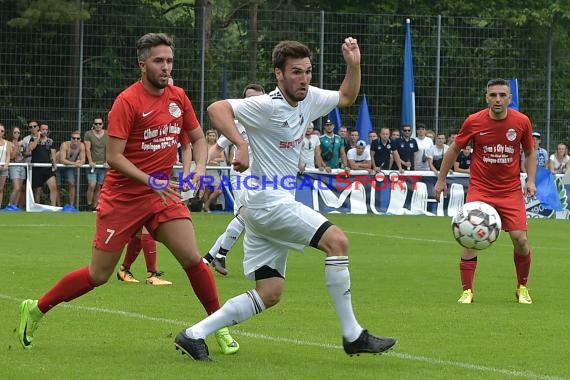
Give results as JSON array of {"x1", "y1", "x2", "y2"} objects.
[
  {"x1": 403, "y1": 129, "x2": 411, "y2": 132},
  {"x1": 93, "y1": 122, "x2": 103, "y2": 125},
  {"x1": 71, "y1": 137, "x2": 81, "y2": 140},
  {"x1": 29, "y1": 124, "x2": 39, "y2": 128},
  {"x1": 13, "y1": 131, "x2": 21, "y2": 134}
]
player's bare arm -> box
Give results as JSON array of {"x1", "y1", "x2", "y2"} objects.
[
  {"x1": 207, "y1": 100, "x2": 249, "y2": 172},
  {"x1": 434, "y1": 142, "x2": 461, "y2": 200},
  {"x1": 338, "y1": 37, "x2": 361, "y2": 108},
  {"x1": 187, "y1": 127, "x2": 207, "y2": 189},
  {"x1": 523, "y1": 148, "x2": 537, "y2": 197}
]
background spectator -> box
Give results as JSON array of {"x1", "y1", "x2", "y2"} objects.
[
  {"x1": 414, "y1": 123, "x2": 433, "y2": 171},
  {"x1": 426, "y1": 132, "x2": 449, "y2": 174},
  {"x1": 27, "y1": 123, "x2": 57, "y2": 206},
  {"x1": 320, "y1": 119, "x2": 348, "y2": 171},
  {"x1": 58, "y1": 131, "x2": 86, "y2": 211},
  {"x1": 6, "y1": 126, "x2": 26, "y2": 211},
  {"x1": 392, "y1": 124, "x2": 418, "y2": 172},
  {"x1": 84, "y1": 117, "x2": 108, "y2": 211},
  {"x1": 0, "y1": 123, "x2": 11, "y2": 209},
  {"x1": 203, "y1": 129, "x2": 225, "y2": 212},
  {"x1": 548, "y1": 142, "x2": 569, "y2": 174},
  {"x1": 521, "y1": 131, "x2": 548, "y2": 172},
  {"x1": 347, "y1": 140, "x2": 373, "y2": 173},
  {"x1": 370, "y1": 127, "x2": 393, "y2": 171},
  {"x1": 299, "y1": 123, "x2": 324, "y2": 172},
  {"x1": 454, "y1": 143, "x2": 472, "y2": 174},
  {"x1": 344, "y1": 128, "x2": 359, "y2": 153}
]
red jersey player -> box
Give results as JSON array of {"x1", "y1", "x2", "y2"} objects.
[
  {"x1": 435, "y1": 78, "x2": 537, "y2": 304},
  {"x1": 18, "y1": 33, "x2": 239, "y2": 356}
]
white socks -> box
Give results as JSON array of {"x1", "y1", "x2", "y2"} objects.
[
  {"x1": 185, "y1": 289, "x2": 265, "y2": 339},
  {"x1": 325, "y1": 256, "x2": 363, "y2": 342}
]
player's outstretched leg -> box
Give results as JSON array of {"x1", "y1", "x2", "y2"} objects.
[{"x1": 18, "y1": 299, "x2": 43, "y2": 349}]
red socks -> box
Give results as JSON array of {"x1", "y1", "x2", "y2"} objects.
[
  {"x1": 141, "y1": 234, "x2": 157, "y2": 273},
  {"x1": 123, "y1": 235, "x2": 142, "y2": 268},
  {"x1": 37, "y1": 266, "x2": 95, "y2": 313},
  {"x1": 459, "y1": 257, "x2": 477, "y2": 291},
  {"x1": 514, "y1": 251, "x2": 531, "y2": 287},
  {"x1": 184, "y1": 261, "x2": 220, "y2": 315}
]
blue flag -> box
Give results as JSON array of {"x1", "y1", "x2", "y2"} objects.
[
  {"x1": 401, "y1": 18, "x2": 416, "y2": 133},
  {"x1": 356, "y1": 94, "x2": 373, "y2": 140},
  {"x1": 535, "y1": 166, "x2": 563, "y2": 211},
  {"x1": 508, "y1": 78, "x2": 519, "y2": 110},
  {"x1": 329, "y1": 107, "x2": 342, "y2": 133}
]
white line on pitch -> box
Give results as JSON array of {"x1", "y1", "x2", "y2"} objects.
[{"x1": 0, "y1": 294, "x2": 565, "y2": 380}]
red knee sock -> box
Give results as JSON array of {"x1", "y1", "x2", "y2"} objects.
[
  {"x1": 122, "y1": 235, "x2": 142, "y2": 269},
  {"x1": 184, "y1": 261, "x2": 220, "y2": 315},
  {"x1": 514, "y1": 251, "x2": 531, "y2": 287},
  {"x1": 141, "y1": 234, "x2": 157, "y2": 273},
  {"x1": 37, "y1": 266, "x2": 95, "y2": 314},
  {"x1": 459, "y1": 257, "x2": 478, "y2": 291}
]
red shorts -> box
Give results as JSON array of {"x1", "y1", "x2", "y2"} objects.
[
  {"x1": 93, "y1": 187, "x2": 191, "y2": 252},
  {"x1": 466, "y1": 189, "x2": 527, "y2": 231}
]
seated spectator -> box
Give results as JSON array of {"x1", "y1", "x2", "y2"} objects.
[
  {"x1": 426, "y1": 132, "x2": 448, "y2": 174},
  {"x1": 521, "y1": 131, "x2": 548, "y2": 172},
  {"x1": 347, "y1": 140, "x2": 373, "y2": 173},
  {"x1": 299, "y1": 123, "x2": 325, "y2": 172},
  {"x1": 58, "y1": 131, "x2": 86, "y2": 211},
  {"x1": 548, "y1": 142, "x2": 569, "y2": 174},
  {"x1": 454, "y1": 143, "x2": 472, "y2": 174}
]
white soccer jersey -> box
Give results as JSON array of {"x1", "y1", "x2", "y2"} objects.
[
  {"x1": 216, "y1": 121, "x2": 252, "y2": 176},
  {"x1": 228, "y1": 85, "x2": 339, "y2": 208}
]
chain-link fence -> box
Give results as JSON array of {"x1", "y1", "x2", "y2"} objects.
[{"x1": 1, "y1": 3, "x2": 568, "y2": 209}]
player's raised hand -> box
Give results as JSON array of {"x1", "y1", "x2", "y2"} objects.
[
  {"x1": 232, "y1": 145, "x2": 249, "y2": 173},
  {"x1": 342, "y1": 37, "x2": 360, "y2": 66}
]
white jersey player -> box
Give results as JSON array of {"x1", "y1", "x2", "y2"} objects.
[
  {"x1": 202, "y1": 84, "x2": 264, "y2": 275},
  {"x1": 175, "y1": 38, "x2": 396, "y2": 361}
]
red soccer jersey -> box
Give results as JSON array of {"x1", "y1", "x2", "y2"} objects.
[
  {"x1": 105, "y1": 81, "x2": 198, "y2": 194},
  {"x1": 455, "y1": 108, "x2": 533, "y2": 194}
]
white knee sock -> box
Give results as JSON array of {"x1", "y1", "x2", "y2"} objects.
[
  {"x1": 218, "y1": 215, "x2": 245, "y2": 256},
  {"x1": 207, "y1": 235, "x2": 224, "y2": 257},
  {"x1": 325, "y1": 256, "x2": 363, "y2": 342},
  {"x1": 185, "y1": 289, "x2": 265, "y2": 339}
]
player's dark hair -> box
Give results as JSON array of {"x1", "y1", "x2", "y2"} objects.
[
  {"x1": 272, "y1": 41, "x2": 312, "y2": 71},
  {"x1": 486, "y1": 78, "x2": 510, "y2": 90},
  {"x1": 136, "y1": 33, "x2": 174, "y2": 62},
  {"x1": 242, "y1": 83, "x2": 265, "y2": 98}
]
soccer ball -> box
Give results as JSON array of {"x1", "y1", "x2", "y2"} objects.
[{"x1": 451, "y1": 201, "x2": 502, "y2": 250}]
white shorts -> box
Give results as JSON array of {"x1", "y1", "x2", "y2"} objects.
[{"x1": 243, "y1": 201, "x2": 328, "y2": 280}]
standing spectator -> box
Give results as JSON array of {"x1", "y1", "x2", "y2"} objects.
[
  {"x1": 299, "y1": 122, "x2": 325, "y2": 172},
  {"x1": 84, "y1": 117, "x2": 108, "y2": 211},
  {"x1": 203, "y1": 129, "x2": 225, "y2": 212},
  {"x1": 426, "y1": 132, "x2": 449, "y2": 174},
  {"x1": 425, "y1": 129, "x2": 436, "y2": 143},
  {"x1": 453, "y1": 143, "x2": 472, "y2": 174},
  {"x1": 18, "y1": 32, "x2": 238, "y2": 354},
  {"x1": 447, "y1": 132, "x2": 458, "y2": 146},
  {"x1": 59, "y1": 131, "x2": 86, "y2": 211},
  {"x1": 347, "y1": 140, "x2": 373, "y2": 173},
  {"x1": 414, "y1": 123, "x2": 433, "y2": 171},
  {"x1": 548, "y1": 143, "x2": 569, "y2": 174},
  {"x1": 22, "y1": 121, "x2": 40, "y2": 163},
  {"x1": 344, "y1": 128, "x2": 359, "y2": 153},
  {"x1": 177, "y1": 37, "x2": 395, "y2": 361},
  {"x1": 5, "y1": 126, "x2": 25, "y2": 211},
  {"x1": 435, "y1": 78, "x2": 536, "y2": 305},
  {"x1": 367, "y1": 131, "x2": 377, "y2": 145},
  {"x1": 320, "y1": 119, "x2": 348, "y2": 171},
  {"x1": 521, "y1": 131, "x2": 548, "y2": 172},
  {"x1": 390, "y1": 128, "x2": 400, "y2": 143},
  {"x1": 0, "y1": 123, "x2": 11, "y2": 208},
  {"x1": 338, "y1": 126, "x2": 348, "y2": 139},
  {"x1": 370, "y1": 127, "x2": 393, "y2": 171},
  {"x1": 392, "y1": 124, "x2": 418, "y2": 172},
  {"x1": 27, "y1": 123, "x2": 57, "y2": 206}
]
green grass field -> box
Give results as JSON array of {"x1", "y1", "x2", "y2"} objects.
[{"x1": 0, "y1": 213, "x2": 568, "y2": 380}]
